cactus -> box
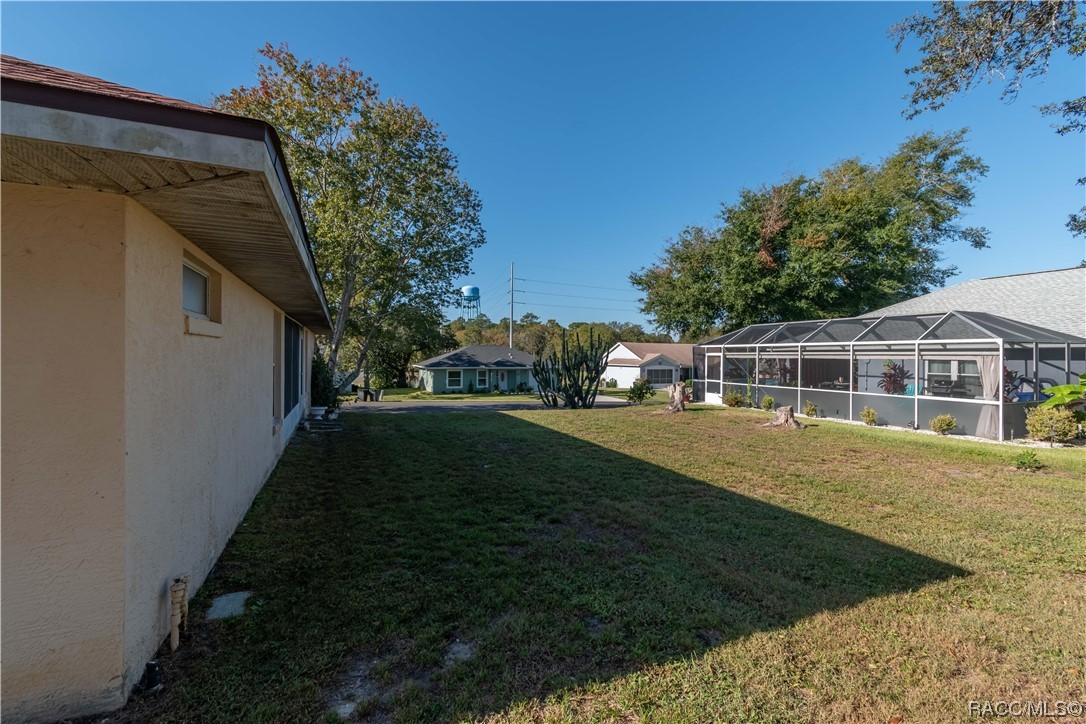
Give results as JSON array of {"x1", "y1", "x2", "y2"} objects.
[{"x1": 532, "y1": 329, "x2": 608, "y2": 409}]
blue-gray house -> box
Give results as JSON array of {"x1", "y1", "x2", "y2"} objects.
[{"x1": 414, "y1": 345, "x2": 537, "y2": 393}]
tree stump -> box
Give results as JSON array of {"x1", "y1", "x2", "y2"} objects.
[
  {"x1": 665, "y1": 382, "x2": 686, "y2": 413},
  {"x1": 761, "y1": 405, "x2": 804, "y2": 429}
]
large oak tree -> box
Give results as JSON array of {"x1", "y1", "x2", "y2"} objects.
[
  {"x1": 215, "y1": 44, "x2": 484, "y2": 385},
  {"x1": 630, "y1": 130, "x2": 988, "y2": 340},
  {"x1": 893, "y1": 1, "x2": 1085, "y2": 234}
]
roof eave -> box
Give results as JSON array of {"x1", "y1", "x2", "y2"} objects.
[{"x1": 0, "y1": 79, "x2": 332, "y2": 334}]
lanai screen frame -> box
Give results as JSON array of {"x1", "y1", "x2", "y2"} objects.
[{"x1": 694, "y1": 311, "x2": 1086, "y2": 440}]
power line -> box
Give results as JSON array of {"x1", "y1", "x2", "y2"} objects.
[
  {"x1": 515, "y1": 298, "x2": 641, "y2": 313},
  {"x1": 519, "y1": 288, "x2": 640, "y2": 303},
  {"x1": 515, "y1": 277, "x2": 640, "y2": 294}
]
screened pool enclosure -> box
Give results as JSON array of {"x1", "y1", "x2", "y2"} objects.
[{"x1": 693, "y1": 311, "x2": 1086, "y2": 440}]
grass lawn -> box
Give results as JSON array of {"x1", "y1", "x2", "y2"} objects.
[
  {"x1": 378, "y1": 387, "x2": 538, "y2": 402},
  {"x1": 118, "y1": 407, "x2": 1085, "y2": 722}
]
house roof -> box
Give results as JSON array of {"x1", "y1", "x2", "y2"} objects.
[
  {"x1": 610, "y1": 342, "x2": 693, "y2": 366},
  {"x1": 0, "y1": 55, "x2": 332, "y2": 333},
  {"x1": 0, "y1": 54, "x2": 215, "y2": 113},
  {"x1": 415, "y1": 345, "x2": 536, "y2": 369},
  {"x1": 872, "y1": 267, "x2": 1085, "y2": 339}
]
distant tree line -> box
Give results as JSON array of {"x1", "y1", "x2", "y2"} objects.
[{"x1": 364, "y1": 313, "x2": 672, "y2": 388}]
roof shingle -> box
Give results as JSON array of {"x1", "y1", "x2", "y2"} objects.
[
  {"x1": 1, "y1": 54, "x2": 216, "y2": 114},
  {"x1": 872, "y1": 267, "x2": 1085, "y2": 339},
  {"x1": 415, "y1": 345, "x2": 535, "y2": 369}
]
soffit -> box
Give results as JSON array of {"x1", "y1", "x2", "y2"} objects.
[{"x1": 2, "y1": 132, "x2": 331, "y2": 333}]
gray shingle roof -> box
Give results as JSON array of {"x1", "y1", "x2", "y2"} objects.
[
  {"x1": 414, "y1": 345, "x2": 535, "y2": 369},
  {"x1": 871, "y1": 268, "x2": 1085, "y2": 338}
]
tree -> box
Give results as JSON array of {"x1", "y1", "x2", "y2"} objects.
[
  {"x1": 628, "y1": 226, "x2": 723, "y2": 340},
  {"x1": 631, "y1": 131, "x2": 988, "y2": 337},
  {"x1": 365, "y1": 306, "x2": 455, "y2": 388},
  {"x1": 215, "y1": 44, "x2": 484, "y2": 386},
  {"x1": 892, "y1": 2, "x2": 1085, "y2": 233}
]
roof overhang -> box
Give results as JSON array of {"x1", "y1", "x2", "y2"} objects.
[
  {"x1": 0, "y1": 78, "x2": 332, "y2": 333},
  {"x1": 640, "y1": 354, "x2": 682, "y2": 367}
]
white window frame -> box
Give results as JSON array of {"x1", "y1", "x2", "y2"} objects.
[
  {"x1": 182, "y1": 262, "x2": 210, "y2": 319},
  {"x1": 925, "y1": 359, "x2": 981, "y2": 397},
  {"x1": 447, "y1": 370, "x2": 463, "y2": 389},
  {"x1": 477, "y1": 369, "x2": 488, "y2": 388}
]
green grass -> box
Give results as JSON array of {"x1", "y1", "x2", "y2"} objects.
[
  {"x1": 118, "y1": 407, "x2": 1085, "y2": 722},
  {"x1": 378, "y1": 387, "x2": 536, "y2": 402}
]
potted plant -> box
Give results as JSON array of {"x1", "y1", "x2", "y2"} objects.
[{"x1": 310, "y1": 351, "x2": 336, "y2": 417}]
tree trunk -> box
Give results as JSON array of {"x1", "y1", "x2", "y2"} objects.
[
  {"x1": 665, "y1": 382, "x2": 686, "y2": 413},
  {"x1": 761, "y1": 405, "x2": 804, "y2": 429}
]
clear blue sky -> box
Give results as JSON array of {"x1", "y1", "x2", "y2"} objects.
[{"x1": 3, "y1": 2, "x2": 1083, "y2": 332}]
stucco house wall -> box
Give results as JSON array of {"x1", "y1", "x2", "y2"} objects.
[
  {"x1": 120, "y1": 198, "x2": 313, "y2": 693},
  {"x1": 1, "y1": 183, "x2": 317, "y2": 722},
  {"x1": 2, "y1": 183, "x2": 130, "y2": 719}
]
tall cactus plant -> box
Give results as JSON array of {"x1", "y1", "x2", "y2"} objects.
[{"x1": 532, "y1": 329, "x2": 608, "y2": 409}]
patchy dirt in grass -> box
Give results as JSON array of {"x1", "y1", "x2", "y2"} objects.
[
  {"x1": 325, "y1": 639, "x2": 476, "y2": 721},
  {"x1": 326, "y1": 656, "x2": 381, "y2": 720},
  {"x1": 443, "y1": 640, "x2": 475, "y2": 669}
]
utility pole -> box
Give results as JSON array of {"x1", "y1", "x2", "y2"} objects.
[{"x1": 509, "y1": 261, "x2": 514, "y2": 348}]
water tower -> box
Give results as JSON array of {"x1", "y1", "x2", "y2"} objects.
[{"x1": 459, "y1": 285, "x2": 481, "y2": 320}]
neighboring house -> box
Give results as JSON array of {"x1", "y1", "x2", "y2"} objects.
[
  {"x1": 414, "y1": 345, "x2": 537, "y2": 392},
  {"x1": 1, "y1": 56, "x2": 332, "y2": 722},
  {"x1": 693, "y1": 268, "x2": 1086, "y2": 441},
  {"x1": 603, "y1": 342, "x2": 693, "y2": 388}
]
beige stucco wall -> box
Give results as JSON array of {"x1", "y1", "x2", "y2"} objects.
[
  {"x1": 2, "y1": 183, "x2": 314, "y2": 722},
  {"x1": 1, "y1": 183, "x2": 129, "y2": 721},
  {"x1": 121, "y1": 199, "x2": 306, "y2": 690}
]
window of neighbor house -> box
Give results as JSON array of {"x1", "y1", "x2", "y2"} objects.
[
  {"x1": 477, "y1": 370, "x2": 488, "y2": 388},
  {"x1": 447, "y1": 370, "x2": 462, "y2": 388},
  {"x1": 646, "y1": 368, "x2": 674, "y2": 385}
]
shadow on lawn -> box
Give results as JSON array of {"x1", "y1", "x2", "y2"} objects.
[{"x1": 145, "y1": 410, "x2": 969, "y2": 722}]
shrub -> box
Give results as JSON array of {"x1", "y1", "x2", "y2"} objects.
[
  {"x1": 929, "y1": 414, "x2": 957, "y2": 435},
  {"x1": 723, "y1": 391, "x2": 745, "y2": 407},
  {"x1": 467, "y1": 381, "x2": 475, "y2": 393},
  {"x1": 1014, "y1": 450, "x2": 1044, "y2": 472},
  {"x1": 1025, "y1": 406, "x2": 1078, "y2": 443},
  {"x1": 760, "y1": 395, "x2": 775, "y2": 411},
  {"x1": 606, "y1": 378, "x2": 618, "y2": 389},
  {"x1": 859, "y1": 406, "x2": 878, "y2": 426},
  {"x1": 877, "y1": 362, "x2": 913, "y2": 396},
  {"x1": 627, "y1": 378, "x2": 656, "y2": 405},
  {"x1": 802, "y1": 400, "x2": 818, "y2": 418},
  {"x1": 310, "y1": 351, "x2": 336, "y2": 408}
]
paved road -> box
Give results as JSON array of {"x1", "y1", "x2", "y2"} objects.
[{"x1": 344, "y1": 395, "x2": 629, "y2": 414}]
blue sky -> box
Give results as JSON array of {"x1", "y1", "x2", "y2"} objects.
[{"x1": 3, "y1": 2, "x2": 1083, "y2": 331}]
